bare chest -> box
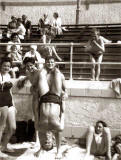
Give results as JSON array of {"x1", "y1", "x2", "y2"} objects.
[{"x1": 47, "y1": 73, "x2": 53, "y2": 87}]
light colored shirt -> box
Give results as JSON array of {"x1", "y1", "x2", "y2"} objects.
[
  {"x1": 6, "y1": 40, "x2": 21, "y2": 53},
  {"x1": 16, "y1": 24, "x2": 26, "y2": 39},
  {"x1": 52, "y1": 17, "x2": 62, "y2": 27}
]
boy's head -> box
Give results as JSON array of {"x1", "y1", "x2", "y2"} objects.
[
  {"x1": 95, "y1": 120, "x2": 107, "y2": 134},
  {"x1": 91, "y1": 28, "x2": 100, "y2": 40},
  {"x1": 30, "y1": 45, "x2": 37, "y2": 53},
  {"x1": 45, "y1": 56, "x2": 56, "y2": 70},
  {"x1": 11, "y1": 33, "x2": 19, "y2": 42},
  {"x1": 22, "y1": 14, "x2": 27, "y2": 21},
  {"x1": 11, "y1": 45, "x2": 17, "y2": 52},
  {"x1": 53, "y1": 12, "x2": 59, "y2": 19},
  {"x1": 43, "y1": 14, "x2": 48, "y2": 19},
  {"x1": 0, "y1": 57, "x2": 12, "y2": 73},
  {"x1": 40, "y1": 131, "x2": 54, "y2": 151},
  {"x1": 23, "y1": 57, "x2": 36, "y2": 72}
]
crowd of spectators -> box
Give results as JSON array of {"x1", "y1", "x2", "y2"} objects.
[
  {"x1": 0, "y1": 12, "x2": 113, "y2": 81},
  {"x1": 0, "y1": 12, "x2": 65, "y2": 78}
]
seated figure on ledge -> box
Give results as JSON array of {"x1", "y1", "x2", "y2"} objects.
[{"x1": 84, "y1": 120, "x2": 112, "y2": 160}]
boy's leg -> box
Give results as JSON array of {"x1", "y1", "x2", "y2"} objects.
[
  {"x1": 90, "y1": 55, "x2": 96, "y2": 80},
  {"x1": 103, "y1": 128, "x2": 112, "y2": 160},
  {"x1": 32, "y1": 93, "x2": 40, "y2": 147},
  {"x1": 0, "y1": 106, "x2": 8, "y2": 143},
  {"x1": 55, "y1": 131, "x2": 62, "y2": 159},
  {"x1": 86, "y1": 126, "x2": 95, "y2": 155},
  {"x1": 0, "y1": 106, "x2": 8, "y2": 158},
  {"x1": 96, "y1": 54, "x2": 103, "y2": 81},
  {"x1": 2, "y1": 106, "x2": 16, "y2": 152}
]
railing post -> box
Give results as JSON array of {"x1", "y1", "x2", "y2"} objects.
[
  {"x1": 70, "y1": 43, "x2": 73, "y2": 81},
  {"x1": 76, "y1": 0, "x2": 80, "y2": 25}
]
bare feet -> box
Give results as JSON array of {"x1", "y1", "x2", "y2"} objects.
[
  {"x1": 0, "y1": 151, "x2": 8, "y2": 158},
  {"x1": 30, "y1": 141, "x2": 40, "y2": 149},
  {"x1": 34, "y1": 148, "x2": 44, "y2": 157},
  {"x1": 55, "y1": 151, "x2": 62, "y2": 159},
  {"x1": 1, "y1": 147, "x2": 14, "y2": 153},
  {"x1": 95, "y1": 77, "x2": 99, "y2": 81},
  {"x1": 90, "y1": 78, "x2": 95, "y2": 81}
]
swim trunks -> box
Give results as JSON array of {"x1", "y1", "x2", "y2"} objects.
[
  {"x1": 40, "y1": 92, "x2": 61, "y2": 105},
  {"x1": 0, "y1": 82, "x2": 13, "y2": 107}
]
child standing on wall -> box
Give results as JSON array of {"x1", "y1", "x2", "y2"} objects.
[{"x1": 85, "y1": 29, "x2": 105, "y2": 81}]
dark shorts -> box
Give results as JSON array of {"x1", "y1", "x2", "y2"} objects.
[
  {"x1": 40, "y1": 92, "x2": 61, "y2": 105},
  {"x1": 38, "y1": 92, "x2": 62, "y2": 130},
  {"x1": 0, "y1": 90, "x2": 13, "y2": 107},
  {"x1": 89, "y1": 51, "x2": 103, "y2": 61}
]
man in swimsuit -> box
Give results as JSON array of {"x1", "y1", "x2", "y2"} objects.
[
  {"x1": 85, "y1": 29, "x2": 105, "y2": 81},
  {"x1": 34, "y1": 55, "x2": 68, "y2": 159},
  {"x1": 17, "y1": 57, "x2": 41, "y2": 146}
]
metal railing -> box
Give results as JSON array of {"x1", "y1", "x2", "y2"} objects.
[{"x1": 0, "y1": 42, "x2": 121, "y2": 80}]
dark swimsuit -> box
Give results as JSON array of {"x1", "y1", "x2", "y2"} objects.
[
  {"x1": 39, "y1": 92, "x2": 61, "y2": 118},
  {"x1": 39, "y1": 92, "x2": 61, "y2": 105},
  {"x1": 0, "y1": 75, "x2": 13, "y2": 107}
]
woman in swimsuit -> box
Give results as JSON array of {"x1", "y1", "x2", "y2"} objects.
[{"x1": 0, "y1": 57, "x2": 16, "y2": 153}]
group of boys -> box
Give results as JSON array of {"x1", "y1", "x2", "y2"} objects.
[{"x1": 17, "y1": 56, "x2": 68, "y2": 159}]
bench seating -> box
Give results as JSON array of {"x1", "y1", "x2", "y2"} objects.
[{"x1": 1, "y1": 24, "x2": 121, "y2": 80}]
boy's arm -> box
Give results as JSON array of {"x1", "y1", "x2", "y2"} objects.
[
  {"x1": 52, "y1": 46, "x2": 62, "y2": 61},
  {"x1": 61, "y1": 74, "x2": 68, "y2": 100},
  {"x1": 17, "y1": 76, "x2": 28, "y2": 89},
  {"x1": 93, "y1": 39, "x2": 105, "y2": 52}
]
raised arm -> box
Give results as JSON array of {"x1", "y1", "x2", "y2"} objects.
[
  {"x1": 93, "y1": 38, "x2": 105, "y2": 52},
  {"x1": 61, "y1": 74, "x2": 68, "y2": 100},
  {"x1": 52, "y1": 46, "x2": 62, "y2": 61},
  {"x1": 17, "y1": 76, "x2": 28, "y2": 89}
]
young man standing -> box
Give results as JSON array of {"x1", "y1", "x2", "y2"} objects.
[
  {"x1": 35, "y1": 56, "x2": 68, "y2": 158},
  {"x1": 17, "y1": 56, "x2": 68, "y2": 158}
]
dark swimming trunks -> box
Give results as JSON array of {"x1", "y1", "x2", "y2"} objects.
[
  {"x1": 40, "y1": 92, "x2": 61, "y2": 105},
  {"x1": 90, "y1": 52, "x2": 103, "y2": 60},
  {"x1": 38, "y1": 92, "x2": 61, "y2": 119},
  {"x1": 0, "y1": 82, "x2": 13, "y2": 107}
]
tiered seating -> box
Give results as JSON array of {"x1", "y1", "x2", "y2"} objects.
[
  {"x1": 1, "y1": 24, "x2": 121, "y2": 80},
  {"x1": 57, "y1": 44, "x2": 121, "y2": 80},
  {"x1": 31, "y1": 24, "x2": 121, "y2": 43}
]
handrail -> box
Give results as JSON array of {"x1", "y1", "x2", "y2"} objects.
[
  {"x1": 1, "y1": 23, "x2": 121, "y2": 27},
  {"x1": 0, "y1": 42, "x2": 86, "y2": 46},
  {"x1": 0, "y1": 42, "x2": 121, "y2": 46},
  {"x1": 70, "y1": 43, "x2": 73, "y2": 80},
  {"x1": 1, "y1": 42, "x2": 121, "y2": 80},
  {"x1": 12, "y1": 61, "x2": 121, "y2": 65}
]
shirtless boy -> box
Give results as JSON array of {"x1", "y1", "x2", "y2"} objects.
[
  {"x1": 85, "y1": 29, "x2": 105, "y2": 81},
  {"x1": 35, "y1": 55, "x2": 68, "y2": 158},
  {"x1": 17, "y1": 56, "x2": 67, "y2": 158},
  {"x1": 17, "y1": 57, "x2": 40, "y2": 146}
]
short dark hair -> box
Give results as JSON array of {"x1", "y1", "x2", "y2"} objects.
[
  {"x1": 17, "y1": 18, "x2": 22, "y2": 23},
  {"x1": 96, "y1": 120, "x2": 107, "y2": 127},
  {"x1": 45, "y1": 56, "x2": 55, "y2": 62},
  {"x1": 23, "y1": 57, "x2": 35, "y2": 65},
  {"x1": 53, "y1": 12, "x2": 59, "y2": 18},
  {"x1": 22, "y1": 14, "x2": 27, "y2": 19},
  {"x1": 0, "y1": 57, "x2": 12, "y2": 66},
  {"x1": 11, "y1": 16, "x2": 16, "y2": 20},
  {"x1": 91, "y1": 28, "x2": 100, "y2": 36},
  {"x1": 11, "y1": 33, "x2": 19, "y2": 40}
]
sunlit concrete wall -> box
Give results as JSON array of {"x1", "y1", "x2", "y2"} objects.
[
  {"x1": 0, "y1": 0, "x2": 121, "y2": 25},
  {"x1": 12, "y1": 79, "x2": 121, "y2": 138}
]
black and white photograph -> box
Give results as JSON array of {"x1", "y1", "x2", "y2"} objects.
[{"x1": 0, "y1": 0, "x2": 121, "y2": 159}]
